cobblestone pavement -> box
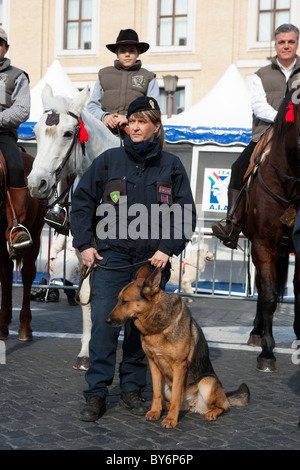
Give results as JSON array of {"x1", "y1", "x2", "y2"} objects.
[{"x1": 0, "y1": 286, "x2": 299, "y2": 454}]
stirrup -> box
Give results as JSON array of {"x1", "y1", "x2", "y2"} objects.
[
  {"x1": 9, "y1": 224, "x2": 33, "y2": 249},
  {"x1": 44, "y1": 205, "x2": 70, "y2": 235}
]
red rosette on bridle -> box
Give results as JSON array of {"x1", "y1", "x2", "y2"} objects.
[
  {"x1": 78, "y1": 118, "x2": 89, "y2": 143},
  {"x1": 285, "y1": 101, "x2": 295, "y2": 124}
]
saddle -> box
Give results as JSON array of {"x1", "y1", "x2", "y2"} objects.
[{"x1": 243, "y1": 127, "x2": 273, "y2": 184}]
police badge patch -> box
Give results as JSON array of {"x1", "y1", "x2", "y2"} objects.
[
  {"x1": 110, "y1": 191, "x2": 120, "y2": 204},
  {"x1": 132, "y1": 75, "x2": 145, "y2": 88}
]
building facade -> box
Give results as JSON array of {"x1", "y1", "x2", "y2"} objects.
[{"x1": 2, "y1": 0, "x2": 300, "y2": 116}]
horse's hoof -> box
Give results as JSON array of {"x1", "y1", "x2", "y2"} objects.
[
  {"x1": 256, "y1": 357, "x2": 277, "y2": 372},
  {"x1": 73, "y1": 356, "x2": 90, "y2": 371},
  {"x1": 0, "y1": 328, "x2": 8, "y2": 340},
  {"x1": 18, "y1": 329, "x2": 33, "y2": 342},
  {"x1": 247, "y1": 334, "x2": 262, "y2": 347}
]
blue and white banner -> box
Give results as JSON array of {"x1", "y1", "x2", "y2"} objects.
[{"x1": 164, "y1": 125, "x2": 251, "y2": 146}]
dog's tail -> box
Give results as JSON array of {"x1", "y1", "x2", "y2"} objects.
[{"x1": 226, "y1": 383, "x2": 250, "y2": 407}]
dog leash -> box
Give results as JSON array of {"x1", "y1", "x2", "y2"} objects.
[{"x1": 75, "y1": 259, "x2": 150, "y2": 306}]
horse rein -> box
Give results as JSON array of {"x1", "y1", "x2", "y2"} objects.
[{"x1": 257, "y1": 164, "x2": 300, "y2": 208}]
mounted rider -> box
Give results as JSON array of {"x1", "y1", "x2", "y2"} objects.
[
  {"x1": 0, "y1": 27, "x2": 32, "y2": 258},
  {"x1": 87, "y1": 29, "x2": 160, "y2": 137},
  {"x1": 212, "y1": 23, "x2": 300, "y2": 249}
]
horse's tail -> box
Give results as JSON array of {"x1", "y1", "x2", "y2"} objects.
[{"x1": 275, "y1": 236, "x2": 290, "y2": 300}]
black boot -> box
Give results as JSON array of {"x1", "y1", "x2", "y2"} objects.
[
  {"x1": 211, "y1": 188, "x2": 244, "y2": 249},
  {"x1": 119, "y1": 391, "x2": 149, "y2": 415},
  {"x1": 79, "y1": 396, "x2": 106, "y2": 422}
]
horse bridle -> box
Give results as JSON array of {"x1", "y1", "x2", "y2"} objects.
[
  {"x1": 42, "y1": 110, "x2": 83, "y2": 208},
  {"x1": 256, "y1": 101, "x2": 300, "y2": 210}
]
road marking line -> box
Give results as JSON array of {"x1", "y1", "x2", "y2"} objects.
[{"x1": 8, "y1": 326, "x2": 296, "y2": 354}]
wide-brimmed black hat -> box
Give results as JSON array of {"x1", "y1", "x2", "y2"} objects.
[{"x1": 106, "y1": 29, "x2": 149, "y2": 54}]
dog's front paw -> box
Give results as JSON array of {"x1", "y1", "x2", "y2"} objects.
[
  {"x1": 205, "y1": 408, "x2": 223, "y2": 421},
  {"x1": 161, "y1": 416, "x2": 178, "y2": 428},
  {"x1": 146, "y1": 409, "x2": 161, "y2": 421}
]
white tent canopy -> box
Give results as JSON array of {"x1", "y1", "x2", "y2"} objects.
[
  {"x1": 163, "y1": 64, "x2": 252, "y2": 146},
  {"x1": 19, "y1": 60, "x2": 78, "y2": 139}
]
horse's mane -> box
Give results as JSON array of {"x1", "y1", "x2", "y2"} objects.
[{"x1": 272, "y1": 88, "x2": 295, "y2": 142}]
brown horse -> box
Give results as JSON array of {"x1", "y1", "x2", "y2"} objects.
[
  {"x1": 242, "y1": 88, "x2": 300, "y2": 372},
  {"x1": 0, "y1": 151, "x2": 46, "y2": 341}
]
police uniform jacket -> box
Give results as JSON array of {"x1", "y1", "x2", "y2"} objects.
[{"x1": 71, "y1": 137, "x2": 196, "y2": 260}]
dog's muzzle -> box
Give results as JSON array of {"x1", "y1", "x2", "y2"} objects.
[{"x1": 106, "y1": 315, "x2": 123, "y2": 327}]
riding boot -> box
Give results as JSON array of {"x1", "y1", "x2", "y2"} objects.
[
  {"x1": 5, "y1": 186, "x2": 32, "y2": 258},
  {"x1": 211, "y1": 188, "x2": 244, "y2": 249}
]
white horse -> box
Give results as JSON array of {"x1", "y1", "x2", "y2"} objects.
[{"x1": 28, "y1": 84, "x2": 119, "y2": 370}]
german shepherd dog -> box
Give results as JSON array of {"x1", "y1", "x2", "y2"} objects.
[{"x1": 107, "y1": 265, "x2": 250, "y2": 428}]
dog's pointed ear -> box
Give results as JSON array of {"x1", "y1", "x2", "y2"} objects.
[
  {"x1": 141, "y1": 267, "x2": 161, "y2": 299},
  {"x1": 134, "y1": 264, "x2": 150, "y2": 280}
]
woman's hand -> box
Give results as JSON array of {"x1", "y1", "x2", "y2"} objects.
[
  {"x1": 148, "y1": 250, "x2": 169, "y2": 269},
  {"x1": 80, "y1": 247, "x2": 103, "y2": 268}
]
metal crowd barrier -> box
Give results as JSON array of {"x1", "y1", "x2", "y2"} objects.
[{"x1": 13, "y1": 222, "x2": 296, "y2": 302}]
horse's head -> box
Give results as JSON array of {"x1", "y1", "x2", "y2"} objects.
[{"x1": 28, "y1": 84, "x2": 89, "y2": 200}]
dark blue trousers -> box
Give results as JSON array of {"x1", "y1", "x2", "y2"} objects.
[{"x1": 83, "y1": 250, "x2": 170, "y2": 399}]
